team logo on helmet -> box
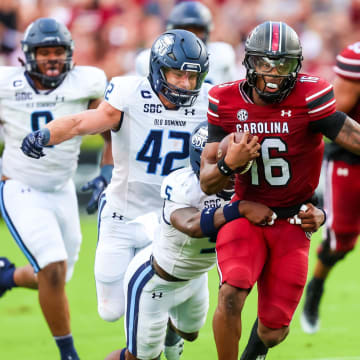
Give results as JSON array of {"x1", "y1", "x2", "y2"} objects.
[
  {"x1": 192, "y1": 126, "x2": 207, "y2": 149},
  {"x1": 237, "y1": 109, "x2": 248, "y2": 122},
  {"x1": 154, "y1": 34, "x2": 174, "y2": 56}
]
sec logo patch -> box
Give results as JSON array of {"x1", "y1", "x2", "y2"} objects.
[{"x1": 237, "y1": 109, "x2": 248, "y2": 121}]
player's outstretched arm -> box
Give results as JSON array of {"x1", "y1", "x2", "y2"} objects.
[
  {"x1": 46, "y1": 101, "x2": 122, "y2": 145},
  {"x1": 170, "y1": 200, "x2": 276, "y2": 238},
  {"x1": 334, "y1": 116, "x2": 360, "y2": 155},
  {"x1": 21, "y1": 101, "x2": 122, "y2": 159}
]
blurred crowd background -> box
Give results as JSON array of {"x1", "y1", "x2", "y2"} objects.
[{"x1": 1, "y1": 0, "x2": 360, "y2": 83}]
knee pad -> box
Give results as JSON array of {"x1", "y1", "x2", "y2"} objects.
[
  {"x1": 96, "y1": 278, "x2": 125, "y2": 322},
  {"x1": 97, "y1": 301, "x2": 124, "y2": 322}
]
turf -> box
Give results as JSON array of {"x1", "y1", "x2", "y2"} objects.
[{"x1": 1, "y1": 217, "x2": 359, "y2": 359}]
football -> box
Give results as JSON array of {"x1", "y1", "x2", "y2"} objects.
[
  {"x1": 217, "y1": 132, "x2": 253, "y2": 159},
  {"x1": 217, "y1": 132, "x2": 254, "y2": 174}
]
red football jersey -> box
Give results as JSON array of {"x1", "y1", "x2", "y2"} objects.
[
  {"x1": 334, "y1": 41, "x2": 360, "y2": 124},
  {"x1": 330, "y1": 42, "x2": 360, "y2": 164},
  {"x1": 207, "y1": 74, "x2": 336, "y2": 207}
]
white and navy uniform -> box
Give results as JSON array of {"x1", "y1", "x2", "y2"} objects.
[
  {"x1": 95, "y1": 75, "x2": 211, "y2": 321},
  {"x1": 124, "y1": 167, "x2": 228, "y2": 359},
  {"x1": 0, "y1": 66, "x2": 106, "y2": 280},
  {"x1": 135, "y1": 41, "x2": 237, "y2": 84}
]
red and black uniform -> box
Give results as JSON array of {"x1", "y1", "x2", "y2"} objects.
[
  {"x1": 207, "y1": 74, "x2": 344, "y2": 328},
  {"x1": 322, "y1": 43, "x2": 360, "y2": 254}
]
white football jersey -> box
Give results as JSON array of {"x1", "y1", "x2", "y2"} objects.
[
  {"x1": 135, "y1": 41, "x2": 237, "y2": 85},
  {"x1": 206, "y1": 42, "x2": 237, "y2": 85},
  {"x1": 0, "y1": 66, "x2": 107, "y2": 191},
  {"x1": 104, "y1": 75, "x2": 211, "y2": 219},
  {"x1": 154, "y1": 167, "x2": 228, "y2": 280}
]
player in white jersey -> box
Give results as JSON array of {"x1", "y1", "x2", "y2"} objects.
[
  {"x1": 104, "y1": 122, "x2": 275, "y2": 360},
  {"x1": 20, "y1": 30, "x2": 211, "y2": 325},
  {"x1": 0, "y1": 18, "x2": 107, "y2": 360},
  {"x1": 135, "y1": 1, "x2": 237, "y2": 85}
]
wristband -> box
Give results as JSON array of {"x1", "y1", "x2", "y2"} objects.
[
  {"x1": 39, "y1": 128, "x2": 50, "y2": 145},
  {"x1": 319, "y1": 207, "x2": 327, "y2": 226},
  {"x1": 223, "y1": 200, "x2": 243, "y2": 222},
  {"x1": 200, "y1": 207, "x2": 218, "y2": 236},
  {"x1": 217, "y1": 157, "x2": 234, "y2": 176},
  {"x1": 100, "y1": 164, "x2": 114, "y2": 185}
]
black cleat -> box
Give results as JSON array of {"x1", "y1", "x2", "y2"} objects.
[{"x1": 301, "y1": 278, "x2": 324, "y2": 334}]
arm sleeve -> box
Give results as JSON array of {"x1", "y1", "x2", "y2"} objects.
[
  {"x1": 309, "y1": 111, "x2": 346, "y2": 140},
  {"x1": 208, "y1": 122, "x2": 228, "y2": 143}
]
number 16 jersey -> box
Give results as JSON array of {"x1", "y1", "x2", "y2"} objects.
[
  {"x1": 207, "y1": 74, "x2": 337, "y2": 208},
  {"x1": 104, "y1": 75, "x2": 211, "y2": 219}
]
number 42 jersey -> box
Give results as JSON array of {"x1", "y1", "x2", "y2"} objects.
[
  {"x1": 0, "y1": 66, "x2": 107, "y2": 191},
  {"x1": 104, "y1": 75, "x2": 211, "y2": 219},
  {"x1": 208, "y1": 74, "x2": 337, "y2": 208}
]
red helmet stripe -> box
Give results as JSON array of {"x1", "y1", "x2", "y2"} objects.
[{"x1": 271, "y1": 22, "x2": 280, "y2": 52}]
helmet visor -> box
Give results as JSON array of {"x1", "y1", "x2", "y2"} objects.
[{"x1": 248, "y1": 55, "x2": 299, "y2": 76}]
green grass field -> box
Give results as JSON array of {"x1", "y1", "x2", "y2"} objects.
[{"x1": 1, "y1": 216, "x2": 360, "y2": 360}]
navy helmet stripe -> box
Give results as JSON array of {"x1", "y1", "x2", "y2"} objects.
[{"x1": 0, "y1": 182, "x2": 40, "y2": 271}]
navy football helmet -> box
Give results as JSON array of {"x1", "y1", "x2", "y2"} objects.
[
  {"x1": 166, "y1": 1, "x2": 213, "y2": 44},
  {"x1": 21, "y1": 18, "x2": 74, "y2": 88},
  {"x1": 243, "y1": 21, "x2": 303, "y2": 103},
  {"x1": 190, "y1": 121, "x2": 208, "y2": 178},
  {"x1": 148, "y1": 29, "x2": 209, "y2": 107}
]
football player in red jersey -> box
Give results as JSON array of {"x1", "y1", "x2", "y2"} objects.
[
  {"x1": 301, "y1": 42, "x2": 360, "y2": 334},
  {"x1": 200, "y1": 21, "x2": 360, "y2": 360}
]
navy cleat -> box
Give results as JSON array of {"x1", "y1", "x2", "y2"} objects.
[
  {"x1": 0, "y1": 257, "x2": 16, "y2": 297},
  {"x1": 301, "y1": 278, "x2": 324, "y2": 334}
]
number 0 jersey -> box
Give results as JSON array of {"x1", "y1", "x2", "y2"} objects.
[
  {"x1": 104, "y1": 76, "x2": 211, "y2": 219},
  {"x1": 207, "y1": 74, "x2": 337, "y2": 208},
  {"x1": 154, "y1": 167, "x2": 228, "y2": 280},
  {"x1": 0, "y1": 66, "x2": 107, "y2": 191}
]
